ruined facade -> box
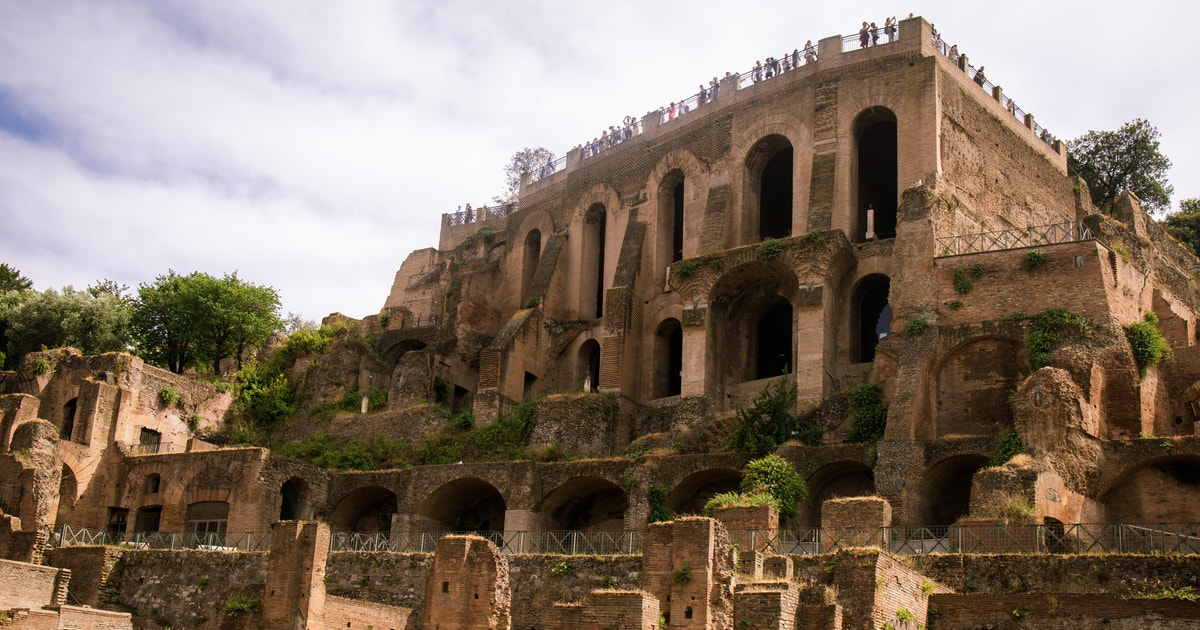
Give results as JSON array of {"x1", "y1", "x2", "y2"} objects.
[{"x1": 3, "y1": 15, "x2": 1200, "y2": 629}]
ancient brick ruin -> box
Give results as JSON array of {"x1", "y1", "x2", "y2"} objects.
[{"x1": 3, "y1": 15, "x2": 1200, "y2": 629}]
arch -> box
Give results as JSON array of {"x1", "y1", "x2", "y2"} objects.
[
  {"x1": 804, "y1": 462, "x2": 876, "y2": 526},
  {"x1": 665, "y1": 469, "x2": 743, "y2": 516},
  {"x1": 417, "y1": 478, "x2": 506, "y2": 533},
  {"x1": 1102, "y1": 455, "x2": 1200, "y2": 523},
  {"x1": 745, "y1": 135, "x2": 794, "y2": 242},
  {"x1": 654, "y1": 319, "x2": 683, "y2": 399},
  {"x1": 851, "y1": 275, "x2": 891, "y2": 363},
  {"x1": 539, "y1": 477, "x2": 628, "y2": 531},
  {"x1": 853, "y1": 107, "x2": 898, "y2": 241},
  {"x1": 935, "y1": 337, "x2": 1025, "y2": 436},
  {"x1": 656, "y1": 170, "x2": 686, "y2": 284},
  {"x1": 61, "y1": 398, "x2": 78, "y2": 441},
  {"x1": 279, "y1": 477, "x2": 309, "y2": 521},
  {"x1": 522, "y1": 228, "x2": 542, "y2": 305},
  {"x1": 55, "y1": 464, "x2": 77, "y2": 527},
  {"x1": 329, "y1": 486, "x2": 397, "y2": 532},
  {"x1": 186, "y1": 501, "x2": 229, "y2": 538},
  {"x1": 144, "y1": 473, "x2": 161, "y2": 494},
  {"x1": 380, "y1": 338, "x2": 428, "y2": 366},
  {"x1": 581, "y1": 203, "x2": 608, "y2": 319},
  {"x1": 913, "y1": 455, "x2": 990, "y2": 526},
  {"x1": 710, "y1": 263, "x2": 799, "y2": 387},
  {"x1": 578, "y1": 339, "x2": 601, "y2": 392}
]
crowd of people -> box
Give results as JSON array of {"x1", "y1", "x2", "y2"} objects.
[{"x1": 858, "y1": 16, "x2": 900, "y2": 48}]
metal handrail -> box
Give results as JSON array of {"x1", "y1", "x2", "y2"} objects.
[
  {"x1": 445, "y1": 202, "x2": 518, "y2": 227},
  {"x1": 329, "y1": 529, "x2": 643, "y2": 555},
  {"x1": 936, "y1": 221, "x2": 1095, "y2": 257},
  {"x1": 52, "y1": 524, "x2": 273, "y2": 551}
]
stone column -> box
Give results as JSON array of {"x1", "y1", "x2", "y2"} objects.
[{"x1": 262, "y1": 521, "x2": 329, "y2": 630}]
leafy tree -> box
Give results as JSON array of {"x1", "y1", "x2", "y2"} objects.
[
  {"x1": 0, "y1": 286, "x2": 132, "y2": 367},
  {"x1": 501, "y1": 146, "x2": 554, "y2": 200},
  {"x1": 131, "y1": 271, "x2": 282, "y2": 374},
  {"x1": 0, "y1": 263, "x2": 32, "y2": 293},
  {"x1": 1162, "y1": 198, "x2": 1200, "y2": 254},
  {"x1": 740, "y1": 454, "x2": 808, "y2": 519},
  {"x1": 1067, "y1": 118, "x2": 1174, "y2": 214}
]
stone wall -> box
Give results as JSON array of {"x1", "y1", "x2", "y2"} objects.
[
  {"x1": 0, "y1": 557, "x2": 68, "y2": 610},
  {"x1": 930, "y1": 593, "x2": 1200, "y2": 629},
  {"x1": 46, "y1": 545, "x2": 124, "y2": 607},
  {"x1": 112, "y1": 550, "x2": 267, "y2": 630}
]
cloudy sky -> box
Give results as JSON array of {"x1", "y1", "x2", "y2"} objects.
[{"x1": 1, "y1": 1, "x2": 1197, "y2": 322}]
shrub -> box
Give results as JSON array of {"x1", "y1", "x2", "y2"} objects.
[
  {"x1": 550, "y1": 561, "x2": 574, "y2": 577},
  {"x1": 158, "y1": 386, "x2": 180, "y2": 408},
  {"x1": 741, "y1": 454, "x2": 807, "y2": 519},
  {"x1": 524, "y1": 297, "x2": 540, "y2": 309},
  {"x1": 991, "y1": 428, "x2": 1024, "y2": 465},
  {"x1": 234, "y1": 364, "x2": 295, "y2": 425},
  {"x1": 32, "y1": 357, "x2": 51, "y2": 376},
  {"x1": 904, "y1": 318, "x2": 929, "y2": 336},
  {"x1": 1125, "y1": 312, "x2": 1170, "y2": 377},
  {"x1": 222, "y1": 595, "x2": 262, "y2": 617},
  {"x1": 673, "y1": 567, "x2": 692, "y2": 585},
  {"x1": 757, "y1": 239, "x2": 784, "y2": 261},
  {"x1": 968, "y1": 264, "x2": 985, "y2": 278},
  {"x1": 433, "y1": 376, "x2": 452, "y2": 401},
  {"x1": 796, "y1": 230, "x2": 827, "y2": 246},
  {"x1": 794, "y1": 421, "x2": 823, "y2": 447},
  {"x1": 847, "y1": 383, "x2": 887, "y2": 443},
  {"x1": 449, "y1": 411, "x2": 474, "y2": 431},
  {"x1": 948, "y1": 300, "x2": 963, "y2": 310},
  {"x1": 378, "y1": 312, "x2": 391, "y2": 329},
  {"x1": 187, "y1": 414, "x2": 201, "y2": 432},
  {"x1": 1012, "y1": 309, "x2": 1092, "y2": 370},
  {"x1": 675, "y1": 261, "x2": 699, "y2": 278},
  {"x1": 951, "y1": 268, "x2": 973, "y2": 295},
  {"x1": 703, "y1": 490, "x2": 777, "y2": 515},
  {"x1": 1022, "y1": 248, "x2": 1049, "y2": 270},
  {"x1": 728, "y1": 377, "x2": 797, "y2": 452},
  {"x1": 648, "y1": 483, "x2": 674, "y2": 523}
]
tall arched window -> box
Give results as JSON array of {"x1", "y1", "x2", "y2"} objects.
[
  {"x1": 654, "y1": 319, "x2": 683, "y2": 398},
  {"x1": 746, "y1": 136, "x2": 794, "y2": 242},
  {"x1": 657, "y1": 172, "x2": 686, "y2": 284},
  {"x1": 582, "y1": 204, "x2": 607, "y2": 319},
  {"x1": 852, "y1": 275, "x2": 891, "y2": 363},
  {"x1": 578, "y1": 340, "x2": 601, "y2": 392},
  {"x1": 522, "y1": 229, "x2": 541, "y2": 305},
  {"x1": 854, "y1": 107, "x2": 898, "y2": 241},
  {"x1": 755, "y1": 299, "x2": 793, "y2": 379}
]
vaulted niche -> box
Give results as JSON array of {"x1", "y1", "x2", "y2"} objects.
[
  {"x1": 710, "y1": 263, "x2": 797, "y2": 385},
  {"x1": 418, "y1": 478, "x2": 506, "y2": 533},
  {"x1": 915, "y1": 455, "x2": 989, "y2": 527},
  {"x1": 746, "y1": 135, "x2": 794, "y2": 242},
  {"x1": 522, "y1": 229, "x2": 541, "y2": 305},
  {"x1": 578, "y1": 339, "x2": 601, "y2": 392},
  {"x1": 854, "y1": 107, "x2": 898, "y2": 241},
  {"x1": 539, "y1": 477, "x2": 628, "y2": 531},
  {"x1": 581, "y1": 204, "x2": 607, "y2": 319},
  {"x1": 852, "y1": 275, "x2": 892, "y2": 363},
  {"x1": 654, "y1": 318, "x2": 683, "y2": 399}
]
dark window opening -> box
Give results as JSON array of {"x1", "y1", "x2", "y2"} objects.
[
  {"x1": 759, "y1": 148, "x2": 794, "y2": 240},
  {"x1": 61, "y1": 398, "x2": 78, "y2": 440},
  {"x1": 755, "y1": 300, "x2": 793, "y2": 379},
  {"x1": 452, "y1": 385, "x2": 471, "y2": 413},
  {"x1": 106, "y1": 508, "x2": 128, "y2": 536},
  {"x1": 855, "y1": 109, "x2": 898, "y2": 241},
  {"x1": 138, "y1": 428, "x2": 161, "y2": 455},
  {"x1": 855, "y1": 276, "x2": 892, "y2": 363},
  {"x1": 442, "y1": 581, "x2": 449, "y2": 593},
  {"x1": 280, "y1": 479, "x2": 302, "y2": 520},
  {"x1": 583, "y1": 205, "x2": 607, "y2": 319},
  {"x1": 144, "y1": 474, "x2": 160, "y2": 494},
  {"x1": 685, "y1": 607, "x2": 694, "y2": 619},
  {"x1": 655, "y1": 319, "x2": 683, "y2": 398},
  {"x1": 672, "y1": 182, "x2": 685, "y2": 262},
  {"x1": 522, "y1": 229, "x2": 541, "y2": 305},
  {"x1": 523, "y1": 371, "x2": 538, "y2": 402},
  {"x1": 134, "y1": 506, "x2": 162, "y2": 533},
  {"x1": 579, "y1": 340, "x2": 601, "y2": 392}
]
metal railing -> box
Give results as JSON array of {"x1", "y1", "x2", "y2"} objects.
[
  {"x1": 936, "y1": 221, "x2": 1095, "y2": 257},
  {"x1": 52, "y1": 525, "x2": 273, "y2": 552},
  {"x1": 445, "y1": 202, "x2": 518, "y2": 227},
  {"x1": 330, "y1": 529, "x2": 643, "y2": 555},
  {"x1": 841, "y1": 23, "x2": 902, "y2": 52},
  {"x1": 0, "y1": 483, "x2": 18, "y2": 515},
  {"x1": 738, "y1": 523, "x2": 1200, "y2": 556}
]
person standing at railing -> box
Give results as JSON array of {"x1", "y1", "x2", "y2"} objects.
[
  {"x1": 710, "y1": 77, "x2": 720, "y2": 100},
  {"x1": 973, "y1": 66, "x2": 986, "y2": 87},
  {"x1": 752, "y1": 60, "x2": 763, "y2": 83},
  {"x1": 948, "y1": 44, "x2": 959, "y2": 63},
  {"x1": 870, "y1": 22, "x2": 880, "y2": 45},
  {"x1": 792, "y1": 48, "x2": 800, "y2": 69},
  {"x1": 804, "y1": 41, "x2": 817, "y2": 63},
  {"x1": 697, "y1": 84, "x2": 708, "y2": 105},
  {"x1": 464, "y1": 203, "x2": 473, "y2": 223},
  {"x1": 860, "y1": 22, "x2": 871, "y2": 47},
  {"x1": 885, "y1": 16, "x2": 897, "y2": 42}
]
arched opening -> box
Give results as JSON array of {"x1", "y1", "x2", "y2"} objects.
[
  {"x1": 852, "y1": 275, "x2": 892, "y2": 363},
  {"x1": 61, "y1": 398, "x2": 78, "y2": 440},
  {"x1": 1103, "y1": 456, "x2": 1200, "y2": 524},
  {"x1": 279, "y1": 477, "x2": 308, "y2": 521},
  {"x1": 854, "y1": 107, "x2": 898, "y2": 241},
  {"x1": 56, "y1": 464, "x2": 77, "y2": 527},
  {"x1": 656, "y1": 171, "x2": 687, "y2": 285},
  {"x1": 417, "y1": 478, "x2": 506, "y2": 533},
  {"x1": 935, "y1": 338, "x2": 1025, "y2": 436},
  {"x1": 710, "y1": 263, "x2": 799, "y2": 387},
  {"x1": 581, "y1": 204, "x2": 607, "y2": 319},
  {"x1": 804, "y1": 462, "x2": 876, "y2": 526},
  {"x1": 578, "y1": 340, "x2": 601, "y2": 392},
  {"x1": 915, "y1": 455, "x2": 990, "y2": 527},
  {"x1": 522, "y1": 229, "x2": 542, "y2": 305},
  {"x1": 654, "y1": 319, "x2": 683, "y2": 399},
  {"x1": 186, "y1": 501, "x2": 229, "y2": 540},
  {"x1": 144, "y1": 474, "x2": 161, "y2": 494},
  {"x1": 755, "y1": 299, "x2": 793, "y2": 379},
  {"x1": 539, "y1": 477, "x2": 628, "y2": 531},
  {"x1": 744, "y1": 136, "x2": 794, "y2": 241},
  {"x1": 329, "y1": 486, "x2": 397, "y2": 532},
  {"x1": 380, "y1": 339, "x2": 428, "y2": 367},
  {"x1": 665, "y1": 469, "x2": 743, "y2": 516}
]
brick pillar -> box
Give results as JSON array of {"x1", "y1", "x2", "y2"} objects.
[
  {"x1": 820, "y1": 497, "x2": 891, "y2": 552},
  {"x1": 641, "y1": 517, "x2": 735, "y2": 630},
  {"x1": 263, "y1": 521, "x2": 329, "y2": 630},
  {"x1": 51, "y1": 567, "x2": 71, "y2": 607},
  {"x1": 422, "y1": 535, "x2": 511, "y2": 630}
]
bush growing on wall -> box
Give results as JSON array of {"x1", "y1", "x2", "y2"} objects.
[
  {"x1": 1125, "y1": 311, "x2": 1170, "y2": 377},
  {"x1": 847, "y1": 383, "x2": 887, "y2": 443},
  {"x1": 727, "y1": 377, "x2": 798, "y2": 452}
]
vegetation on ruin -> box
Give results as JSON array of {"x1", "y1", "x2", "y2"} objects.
[
  {"x1": 951, "y1": 267, "x2": 974, "y2": 294},
  {"x1": 31, "y1": 357, "x2": 51, "y2": 376},
  {"x1": 703, "y1": 490, "x2": 777, "y2": 515},
  {"x1": 648, "y1": 483, "x2": 674, "y2": 523},
  {"x1": 727, "y1": 376, "x2": 815, "y2": 452},
  {"x1": 704, "y1": 454, "x2": 807, "y2": 519},
  {"x1": 1125, "y1": 311, "x2": 1170, "y2": 377},
  {"x1": 847, "y1": 383, "x2": 888, "y2": 444},
  {"x1": 903, "y1": 317, "x2": 930, "y2": 336},
  {"x1": 502, "y1": 146, "x2": 554, "y2": 199},
  {"x1": 0, "y1": 279, "x2": 133, "y2": 370},
  {"x1": 1068, "y1": 118, "x2": 1173, "y2": 214},
  {"x1": 1007, "y1": 309, "x2": 1092, "y2": 370},
  {"x1": 157, "y1": 386, "x2": 180, "y2": 408},
  {"x1": 1021, "y1": 248, "x2": 1049, "y2": 270},
  {"x1": 221, "y1": 594, "x2": 262, "y2": 617},
  {"x1": 991, "y1": 429, "x2": 1024, "y2": 465},
  {"x1": 756, "y1": 239, "x2": 785, "y2": 261},
  {"x1": 1162, "y1": 197, "x2": 1200, "y2": 254}
]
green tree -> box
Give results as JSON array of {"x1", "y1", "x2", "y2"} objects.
[
  {"x1": 500, "y1": 146, "x2": 554, "y2": 200},
  {"x1": 131, "y1": 271, "x2": 282, "y2": 374},
  {"x1": 1067, "y1": 118, "x2": 1174, "y2": 214},
  {"x1": 0, "y1": 286, "x2": 132, "y2": 367},
  {"x1": 740, "y1": 454, "x2": 808, "y2": 519},
  {"x1": 1162, "y1": 198, "x2": 1200, "y2": 254},
  {"x1": 0, "y1": 263, "x2": 32, "y2": 293}
]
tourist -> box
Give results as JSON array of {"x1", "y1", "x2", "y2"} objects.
[
  {"x1": 781, "y1": 55, "x2": 792, "y2": 73},
  {"x1": 623, "y1": 116, "x2": 635, "y2": 139},
  {"x1": 860, "y1": 22, "x2": 870, "y2": 48},
  {"x1": 710, "y1": 78, "x2": 720, "y2": 100},
  {"x1": 1008, "y1": 99, "x2": 1017, "y2": 116},
  {"x1": 804, "y1": 41, "x2": 817, "y2": 63},
  {"x1": 752, "y1": 60, "x2": 763, "y2": 83},
  {"x1": 885, "y1": 17, "x2": 897, "y2": 42},
  {"x1": 465, "y1": 203, "x2": 473, "y2": 222},
  {"x1": 973, "y1": 66, "x2": 986, "y2": 87},
  {"x1": 698, "y1": 84, "x2": 708, "y2": 105},
  {"x1": 948, "y1": 44, "x2": 959, "y2": 63},
  {"x1": 871, "y1": 22, "x2": 880, "y2": 45}
]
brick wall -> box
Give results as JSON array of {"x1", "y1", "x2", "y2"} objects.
[
  {"x1": 421, "y1": 535, "x2": 510, "y2": 630},
  {"x1": 930, "y1": 593, "x2": 1200, "y2": 629},
  {"x1": 0, "y1": 558, "x2": 67, "y2": 610},
  {"x1": 46, "y1": 545, "x2": 123, "y2": 607},
  {"x1": 325, "y1": 595, "x2": 413, "y2": 630}
]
